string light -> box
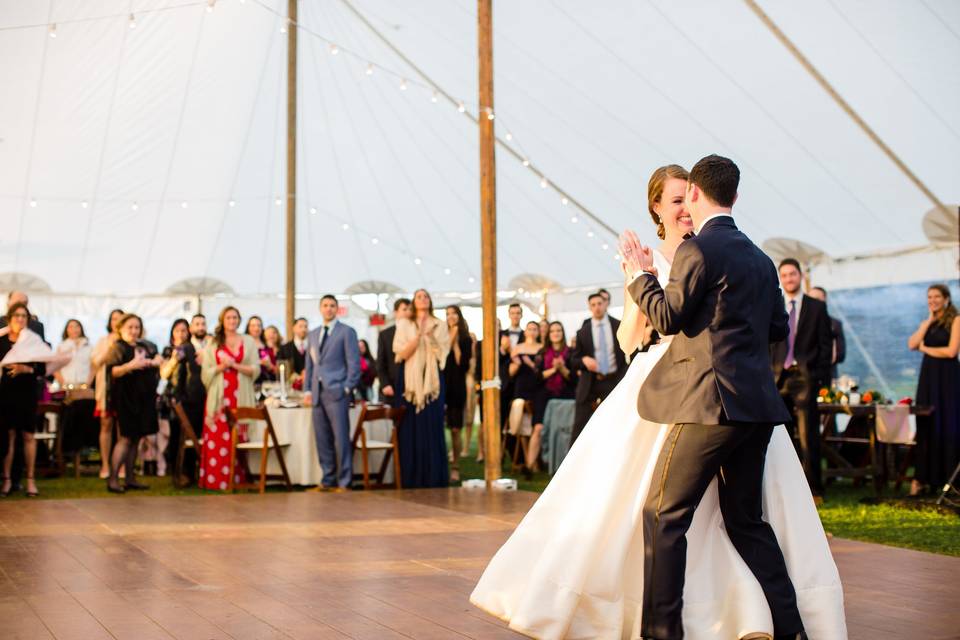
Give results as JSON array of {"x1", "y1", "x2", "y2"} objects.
[
  {"x1": 280, "y1": 23, "x2": 287, "y2": 34},
  {"x1": 468, "y1": 277, "x2": 476, "y2": 284},
  {"x1": 365, "y1": 63, "x2": 374, "y2": 76},
  {"x1": 180, "y1": 201, "x2": 188, "y2": 209},
  {"x1": 505, "y1": 132, "x2": 513, "y2": 141},
  {"x1": 341, "y1": 223, "x2": 349, "y2": 230},
  {"x1": 540, "y1": 177, "x2": 548, "y2": 189},
  {"x1": 128, "y1": 13, "x2": 137, "y2": 29},
  {"x1": 371, "y1": 237, "x2": 379, "y2": 245},
  {"x1": 614, "y1": 254, "x2": 622, "y2": 261},
  {"x1": 485, "y1": 108, "x2": 495, "y2": 121},
  {"x1": 561, "y1": 197, "x2": 569, "y2": 205},
  {"x1": 431, "y1": 91, "x2": 438, "y2": 103},
  {"x1": 206, "y1": 0, "x2": 216, "y2": 13},
  {"x1": 274, "y1": 197, "x2": 282, "y2": 205},
  {"x1": 414, "y1": 257, "x2": 422, "y2": 265},
  {"x1": 570, "y1": 215, "x2": 579, "y2": 223},
  {"x1": 522, "y1": 159, "x2": 530, "y2": 167},
  {"x1": 444, "y1": 268, "x2": 451, "y2": 275},
  {"x1": 399, "y1": 79, "x2": 408, "y2": 91},
  {"x1": 601, "y1": 243, "x2": 609, "y2": 251},
  {"x1": 228, "y1": 199, "x2": 236, "y2": 207},
  {"x1": 29, "y1": 198, "x2": 37, "y2": 207},
  {"x1": 309, "y1": 206, "x2": 317, "y2": 214},
  {"x1": 131, "y1": 202, "x2": 139, "y2": 211},
  {"x1": 329, "y1": 44, "x2": 339, "y2": 55},
  {"x1": 457, "y1": 102, "x2": 465, "y2": 113},
  {"x1": 586, "y1": 230, "x2": 595, "y2": 238},
  {"x1": 48, "y1": 24, "x2": 57, "y2": 38},
  {"x1": 80, "y1": 200, "x2": 88, "y2": 209}
]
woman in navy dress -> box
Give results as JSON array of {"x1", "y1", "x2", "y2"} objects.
[
  {"x1": 393, "y1": 289, "x2": 451, "y2": 488},
  {"x1": 909, "y1": 283, "x2": 960, "y2": 496}
]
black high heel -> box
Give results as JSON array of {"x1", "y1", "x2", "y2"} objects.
[
  {"x1": 24, "y1": 476, "x2": 39, "y2": 498},
  {"x1": 0, "y1": 477, "x2": 11, "y2": 498}
]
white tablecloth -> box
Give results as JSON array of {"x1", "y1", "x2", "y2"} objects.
[{"x1": 245, "y1": 405, "x2": 395, "y2": 486}]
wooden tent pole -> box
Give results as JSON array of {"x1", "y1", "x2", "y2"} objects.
[
  {"x1": 285, "y1": 0, "x2": 297, "y2": 340},
  {"x1": 478, "y1": 0, "x2": 501, "y2": 487}
]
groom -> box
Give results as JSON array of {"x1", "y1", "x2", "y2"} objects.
[{"x1": 620, "y1": 155, "x2": 806, "y2": 640}]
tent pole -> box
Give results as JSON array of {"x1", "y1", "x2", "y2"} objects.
[
  {"x1": 478, "y1": 0, "x2": 501, "y2": 488},
  {"x1": 285, "y1": 0, "x2": 298, "y2": 340}
]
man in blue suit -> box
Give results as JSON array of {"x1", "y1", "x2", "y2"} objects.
[{"x1": 304, "y1": 295, "x2": 361, "y2": 490}]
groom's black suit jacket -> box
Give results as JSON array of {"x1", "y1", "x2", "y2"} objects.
[{"x1": 628, "y1": 216, "x2": 791, "y2": 426}]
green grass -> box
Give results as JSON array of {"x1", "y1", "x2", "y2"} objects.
[{"x1": 8, "y1": 433, "x2": 959, "y2": 558}]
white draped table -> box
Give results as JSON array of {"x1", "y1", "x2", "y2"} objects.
[{"x1": 245, "y1": 405, "x2": 395, "y2": 486}]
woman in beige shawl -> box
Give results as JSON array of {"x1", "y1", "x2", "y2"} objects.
[
  {"x1": 90, "y1": 308, "x2": 124, "y2": 479},
  {"x1": 393, "y1": 289, "x2": 451, "y2": 487},
  {"x1": 199, "y1": 306, "x2": 261, "y2": 490}
]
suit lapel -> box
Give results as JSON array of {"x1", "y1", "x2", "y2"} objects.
[{"x1": 795, "y1": 295, "x2": 813, "y2": 341}]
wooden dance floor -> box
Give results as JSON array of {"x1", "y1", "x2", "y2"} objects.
[{"x1": 0, "y1": 489, "x2": 957, "y2": 640}]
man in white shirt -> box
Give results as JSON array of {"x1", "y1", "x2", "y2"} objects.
[{"x1": 569, "y1": 292, "x2": 626, "y2": 444}]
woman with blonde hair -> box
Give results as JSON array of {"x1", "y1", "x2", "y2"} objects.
[
  {"x1": 199, "y1": 306, "x2": 260, "y2": 490},
  {"x1": 393, "y1": 289, "x2": 451, "y2": 487}
]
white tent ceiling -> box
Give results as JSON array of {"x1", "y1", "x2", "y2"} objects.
[{"x1": 1, "y1": 0, "x2": 958, "y2": 298}]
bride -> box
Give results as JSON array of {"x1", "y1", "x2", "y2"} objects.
[{"x1": 470, "y1": 165, "x2": 847, "y2": 640}]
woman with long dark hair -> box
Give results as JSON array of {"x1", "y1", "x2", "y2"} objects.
[
  {"x1": 159, "y1": 319, "x2": 206, "y2": 480},
  {"x1": 200, "y1": 307, "x2": 260, "y2": 490},
  {"x1": 393, "y1": 289, "x2": 451, "y2": 487},
  {"x1": 443, "y1": 305, "x2": 472, "y2": 481},
  {"x1": 527, "y1": 321, "x2": 574, "y2": 472},
  {"x1": 356, "y1": 339, "x2": 377, "y2": 401},
  {"x1": 909, "y1": 283, "x2": 960, "y2": 496}
]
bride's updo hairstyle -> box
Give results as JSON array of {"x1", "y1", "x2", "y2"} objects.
[{"x1": 647, "y1": 164, "x2": 689, "y2": 240}]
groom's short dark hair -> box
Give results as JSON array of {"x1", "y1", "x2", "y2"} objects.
[{"x1": 689, "y1": 154, "x2": 739, "y2": 207}]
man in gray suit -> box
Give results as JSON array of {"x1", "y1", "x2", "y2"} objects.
[
  {"x1": 620, "y1": 155, "x2": 806, "y2": 640},
  {"x1": 304, "y1": 295, "x2": 361, "y2": 491}
]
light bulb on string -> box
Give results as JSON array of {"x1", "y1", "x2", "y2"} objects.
[
  {"x1": 275, "y1": 197, "x2": 282, "y2": 206},
  {"x1": 431, "y1": 91, "x2": 438, "y2": 103},
  {"x1": 341, "y1": 223, "x2": 349, "y2": 230},
  {"x1": 48, "y1": 24, "x2": 57, "y2": 38},
  {"x1": 181, "y1": 201, "x2": 188, "y2": 209},
  {"x1": 540, "y1": 177, "x2": 548, "y2": 189},
  {"x1": 128, "y1": 13, "x2": 137, "y2": 29},
  {"x1": 414, "y1": 257, "x2": 422, "y2": 265},
  {"x1": 309, "y1": 206, "x2": 317, "y2": 215},
  {"x1": 228, "y1": 199, "x2": 236, "y2": 207},
  {"x1": 131, "y1": 202, "x2": 139, "y2": 211},
  {"x1": 365, "y1": 63, "x2": 374, "y2": 76},
  {"x1": 329, "y1": 44, "x2": 339, "y2": 55},
  {"x1": 399, "y1": 79, "x2": 408, "y2": 91},
  {"x1": 485, "y1": 108, "x2": 495, "y2": 121},
  {"x1": 206, "y1": 0, "x2": 216, "y2": 13},
  {"x1": 570, "y1": 215, "x2": 579, "y2": 224},
  {"x1": 586, "y1": 230, "x2": 595, "y2": 238},
  {"x1": 371, "y1": 237, "x2": 379, "y2": 245},
  {"x1": 457, "y1": 102, "x2": 465, "y2": 113},
  {"x1": 280, "y1": 22, "x2": 287, "y2": 34},
  {"x1": 522, "y1": 158, "x2": 530, "y2": 167},
  {"x1": 468, "y1": 276, "x2": 476, "y2": 284},
  {"x1": 614, "y1": 254, "x2": 622, "y2": 261},
  {"x1": 444, "y1": 268, "x2": 451, "y2": 275},
  {"x1": 80, "y1": 200, "x2": 88, "y2": 209},
  {"x1": 602, "y1": 243, "x2": 609, "y2": 251},
  {"x1": 505, "y1": 132, "x2": 513, "y2": 141},
  {"x1": 29, "y1": 198, "x2": 37, "y2": 208},
  {"x1": 561, "y1": 196, "x2": 569, "y2": 205}
]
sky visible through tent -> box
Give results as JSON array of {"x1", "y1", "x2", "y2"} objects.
[{"x1": 0, "y1": 0, "x2": 957, "y2": 297}]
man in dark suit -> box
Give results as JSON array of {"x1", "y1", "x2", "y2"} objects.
[
  {"x1": 375, "y1": 298, "x2": 410, "y2": 406},
  {"x1": 502, "y1": 303, "x2": 524, "y2": 347},
  {"x1": 623, "y1": 155, "x2": 805, "y2": 640},
  {"x1": 771, "y1": 260, "x2": 833, "y2": 499},
  {"x1": 569, "y1": 292, "x2": 626, "y2": 445},
  {"x1": 809, "y1": 286, "x2": 846, "y2": 380},
  {"x1": 277, "y1": 317, "x2": 309, "y2": 387}
]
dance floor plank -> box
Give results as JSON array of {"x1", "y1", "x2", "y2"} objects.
[{"x1": 0, "y1": 489, "x2": 956, "y2": 640}]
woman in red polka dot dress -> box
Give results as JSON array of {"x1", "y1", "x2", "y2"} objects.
[{"x1": 199, "y1": 306, "x2": 261, "y2": 491}]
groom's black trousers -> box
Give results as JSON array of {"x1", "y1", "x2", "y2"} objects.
[{"x1": 641, "y1": 422, "x2": 804, "y2": 640}]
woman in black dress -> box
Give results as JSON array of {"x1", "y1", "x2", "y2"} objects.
[
  {"x1": 908, "y1": 283, "x2": 960, "y2": 496},
  {"x1": 0, "y1": 303, "x2": 43, "y2": 497},
  {"x1": 509, "y1": 322, "x2": 544, "y2": 478},
  {"x1": 443, "y1": 306, "x2": 473, "y2": 481},
  {"x1": 106, "y1": 314, "x2": 161, "y2": 493},
  {"x1": 159, "y1": 319, "x2": 206, "y2": 481}
]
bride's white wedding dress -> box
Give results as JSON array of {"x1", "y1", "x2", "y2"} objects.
[{"x1": 470, "y1": 250, "x2": 847, "y2": 640}]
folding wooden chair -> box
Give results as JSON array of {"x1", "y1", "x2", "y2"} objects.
[
  {"x1": 35, "y1": 402, "x2": 64, "y2": 477},
  {"x1": 225, "y1": 406, "x2": 293, "y2": 494},
  {"x1": 503, "y1": 398, "x2": 533, "y2": 472},
  {"x1": 351, "y1": 401, "x2": 405, "y2": 490},
  {"x1": 171, "y1": 400, "x2": 203, "y2": 488}
]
